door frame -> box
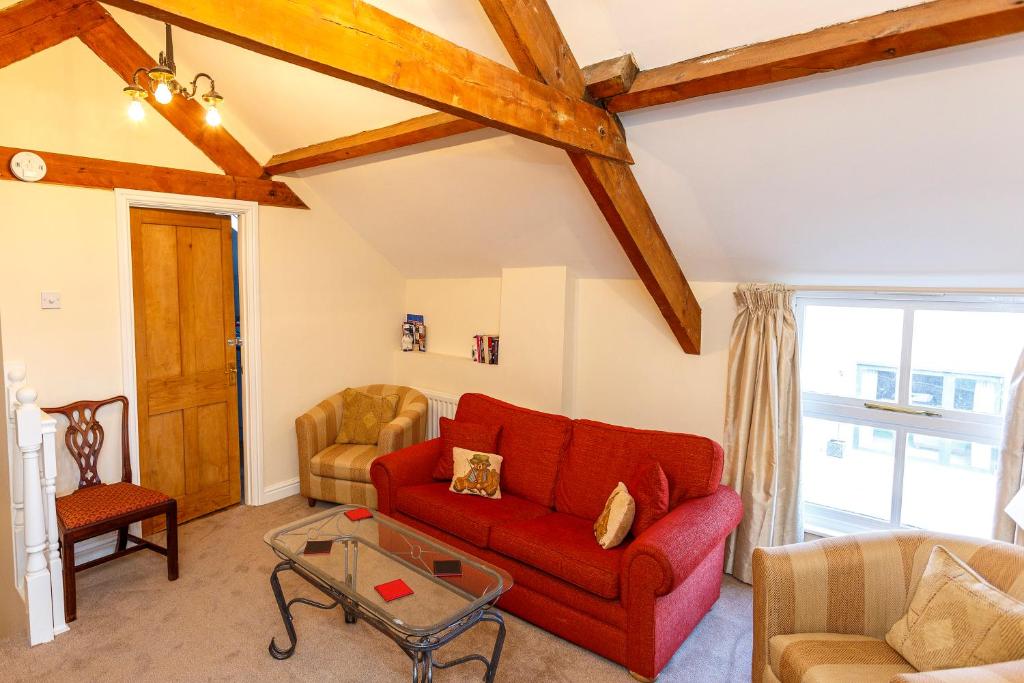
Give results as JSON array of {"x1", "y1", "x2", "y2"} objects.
[{"x1": 114, "y1": 189, "x2": 266, "y2": 507}]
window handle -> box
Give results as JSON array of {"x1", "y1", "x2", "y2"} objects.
[{"x1": 863, "y1": 401, "x2": 942, "y2": 418}]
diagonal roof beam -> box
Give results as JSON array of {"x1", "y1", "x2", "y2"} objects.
[
  {"x1": 264, "y1": 54, "x2": 639, "y2": 175},
  {"x1": 0, "y1": 0, "x2": 105, "y2": 69},
  {"x1": 477, "y1": 0, "x2": 702, "y2": 353},
  {"x1": 78, "y1": 5, "x2": 266, "y2": 178},
  {"x1": 102, "y1": 0, "x2": 633, "y2": 163},
  {"x1": 264, "y1": 0, "x2": 1024, "y2": 171},
  {"x1": 606, "y1": 0, "x2": 1024, "y2": 113}
]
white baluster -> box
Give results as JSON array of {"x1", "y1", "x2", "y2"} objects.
[
  {"x1": 16, "y1": 386, "x2": 54, "y2": 645},
  {"x1": 40, "y1": 413, "x2": 67, "y2": 635},
  {"x1": 5, "y1": 364, "x2": 26, "y2": 590}
]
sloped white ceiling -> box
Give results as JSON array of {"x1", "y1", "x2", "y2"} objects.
[{"x1": 11, "y1": 1, "x2": 1023, "y2": 285}]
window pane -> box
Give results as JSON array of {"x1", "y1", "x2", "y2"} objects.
[
  {"x1": 803, "y1": 417, "x2": 895, "y2": 521},
  {"x1": 801, "y1": 305, "x2": 903, "y2": 401},
  {"x1": 901, "y1": 433, "x2": 998, "y2": 538},
  {"x1": 910, "y1": 310, "x2": 1024, "y2": 415}
]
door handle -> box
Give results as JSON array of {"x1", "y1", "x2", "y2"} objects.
[{"x1": 225, "y1": 364, "x2": 238, "y2": 384}]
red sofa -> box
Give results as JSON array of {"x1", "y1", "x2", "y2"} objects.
[{"x1": 370, "y1": 394, "x2": 743, "y2": 679}]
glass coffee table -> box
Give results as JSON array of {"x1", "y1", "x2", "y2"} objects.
[{"x1": 264, "y1": 505, "x2": 512, "y2": 682}]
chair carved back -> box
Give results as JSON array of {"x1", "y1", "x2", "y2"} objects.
[{"x1": 42, "y1": 396, "x2": 131, "y2": 490}]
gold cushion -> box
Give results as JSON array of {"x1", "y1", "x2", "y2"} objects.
[
  {"x1": 594, "y1": 482, "x2": 634, "y2": 550},
  {"x1": 769, "y1": 633, "x2": 915, "y2": 683},
  {"x1": 310, "y1": 444, "x2": 380, "y2": 482},
  {"x1": 886, "y1": 545, "x2": 1024, "y2": 672},
  {"x1": 336, "y1": 388, "x2": 399, "y2": 445},
  {"x1": 450, "y1": 447, "x2": 503, "y2": 499}
]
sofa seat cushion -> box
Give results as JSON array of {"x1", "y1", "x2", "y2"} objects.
[
  {"x1": 769, "y1": 633, "x2": 915, "y2": 683},
  {"x1": 395, "y1": 482, "x2": 549, "y2": 547},
  {"x1": 310, "y1": 444, "x2": 380, "y2": 482},
  {"x1": 556, "y1": 420, "x2": 725, "y2": 520},
  {"x1": 490, "y1": 512, "x2": 625, "y2": 600},
  {"x1": 455, "y1": 393, "x2": 572, "y2": 508}
]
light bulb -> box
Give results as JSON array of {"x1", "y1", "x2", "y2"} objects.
[
  {"x1": 205, "y1": 106, "x2": 222, "y2": 127},
  {"x1": 154, "y1": 82, "x2": 173, "y2": 104},
  {"x1": 127, "y1": 99, "x2": 145, "y2": 121}
]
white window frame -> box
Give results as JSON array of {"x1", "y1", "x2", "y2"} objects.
[{"x1": 795, "y1": 290, "x2": 1024, "y2": 537}]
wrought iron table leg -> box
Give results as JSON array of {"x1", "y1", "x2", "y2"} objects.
[
  {"x1": 269, "y1": 561, "x2": 298, "y2": 660},
  {"x1": 481, "y1": 610, "x2": 506, "y2": 683},
  {"x1": 412, "y1": 651, "x2": 433, "y2": 683}
]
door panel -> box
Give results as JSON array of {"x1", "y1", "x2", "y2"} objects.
[{"x1": 131, "y1": 208, "x2": 240, "y2": 534}]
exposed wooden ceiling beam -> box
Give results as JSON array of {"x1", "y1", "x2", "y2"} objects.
[
  {"x1": 583, "y1": 54, "x2": 640, "y2": 101},
  {"x1": 606, "y1": 0, "x2": 1024, "y2": 112},
  {"x1": 264, "y1": 55, "x2": 640, "y2": 175},
  {"x1": 477, "y1": 0, "x2": 701, "y2": 353},
  {"x1": 77, "y1": 7, "x2": 266, "y2": 178},
  {"x1": 265, "y1": 0, "x2": 1024, "y2": 171},
  {"x1": 0, "y1": 145, "x2": 306, "y2": 208},
  {"x1": 0, "y1": 0, "x2": 105, "y2": 69},
  {"x1": 101, "y1": 0, "x2": 633, "y2": 163},
  {"x1": 265, "y1": 113, "x2": 485, "y2": 176}
]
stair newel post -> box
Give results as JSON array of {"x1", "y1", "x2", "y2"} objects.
[
  {"x1": 40, "y1": 411, "x2": 67, "y2": 635},
  {"x1": 6, "y1": 364, "x2": 27, "y2": 588},
  {"x1": 16, "y1": 386, "x2": 55, "y2": 645}
]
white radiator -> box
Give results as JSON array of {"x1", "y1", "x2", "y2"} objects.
[{"x1": 422, "y1": 390, "x2": 459, "y2": 439}]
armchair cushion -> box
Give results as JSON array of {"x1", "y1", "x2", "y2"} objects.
[
  {"x1": 395, "y1": 482, "x2": 548, "y2": 547},
  {"x1": 336, "y1": 388, "x2": 399, "y2": 445},
  {"x1": 309, "y1": 444, "x2": 379, "y2": 482},
  {"x1": 891, "y1": 659, "x2": 1024, "y2": 682},
  {"x1": 490, "y1": 512, "x2": 625, "y2": 599},
  {"x1": 769, "y1": 633, "x2": 914, "y2": 683}
]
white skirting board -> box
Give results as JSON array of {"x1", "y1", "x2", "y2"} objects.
[{"x1": 263, "y1": 477, "x2": 300, "y2": 504}]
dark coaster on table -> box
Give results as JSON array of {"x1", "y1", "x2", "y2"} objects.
[
  {"x1": 433, "y1": 559, "x2": 463, "y2": 577},
  {"x1": 303, "y1": 540, "x2": 333, "y2": 555}
]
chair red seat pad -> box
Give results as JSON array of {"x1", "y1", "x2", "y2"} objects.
[{"x1": 56, "y1": 482, "x2": 171, "y2": 530}]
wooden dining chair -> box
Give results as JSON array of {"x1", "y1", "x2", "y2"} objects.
[{"x1": 42, "y1": 396, "x2": 178, "y2": 623}]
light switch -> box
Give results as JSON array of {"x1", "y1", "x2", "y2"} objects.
[{"x1": 40, "y1": 292, "x2": 61, "y2": 309}]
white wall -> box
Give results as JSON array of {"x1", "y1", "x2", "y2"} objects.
[
  {"x1": 405, "y1": 278, "x2": 501, "y2": 358},
  {"x1": 0, "y1": 41, "x2": 405, "y2": 496}
]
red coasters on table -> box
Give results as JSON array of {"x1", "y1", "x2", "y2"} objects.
[
  {"x1": 344, "y1": 508, "x2": 372, "y2": 521},
  {"x1": 374, "y1": 579, "x2": 413, "y2": 602}
]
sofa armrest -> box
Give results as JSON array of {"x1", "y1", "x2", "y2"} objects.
[
  {"x1": 370, "y1": 438, "x2": 441, "y2": 514},
  {"x1": 378, "y1": 396, "x2": 428, "y2": 456},
  {"x1": 622, "y1": 485, "x2": 742, "y2": 600},
  {"x1": 295, "y1": 392, "x2": 344, "y2": 496},
  {"x1": 890, "y1": 660, "x2": 1024, "y2": 682}
]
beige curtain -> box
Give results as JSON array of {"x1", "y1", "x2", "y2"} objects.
[
  {"x1": 994, "y1": 347, "x2": 1024, "y2": 544},
  {"x1": 724, "y1": 283, "x2": 802, "y2": 584}
]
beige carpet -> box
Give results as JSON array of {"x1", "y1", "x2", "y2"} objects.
[{"x1": 0, "y1": 496, "x2": 752, "y2": 682}]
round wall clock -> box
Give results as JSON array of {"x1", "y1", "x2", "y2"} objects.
[{"x1": 10, "y1": 151, "x2": 47, "y2": 182}]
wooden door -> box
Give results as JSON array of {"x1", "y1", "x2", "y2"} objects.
[{"x1": 130, "y1": 208, "x2": 240, "y2": 533}]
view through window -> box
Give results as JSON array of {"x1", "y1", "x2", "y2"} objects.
[{"x1": 797, "y1": 294, "x2": 1024, "y2": 538}]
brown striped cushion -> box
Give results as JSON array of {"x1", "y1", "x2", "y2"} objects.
[
  {"x1": 310, "y1": 444, "x2": 380, "y2": 482},
  {"x1": 769, "y1": 633, "x2": 915, "y2": 683},
  {"x1": 891, "y1": 659, "x2": 1024, "y2": 681}
]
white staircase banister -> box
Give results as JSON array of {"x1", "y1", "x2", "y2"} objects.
[
  {"x1": 15, "y1": 386, "x2": 54, "y2": 645},
  {"x1": 40, "y1": 412, "x2": 67, "y2": 635},
  {"x1": 5, "y1": 364, "x2": 26, "y2": 591}
]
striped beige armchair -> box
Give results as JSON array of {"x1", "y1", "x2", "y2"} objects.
[
  {"x1": 295, "y1": 385, "x2": 427, "y2": 509},
  {"x1": 753, "y1": 531, "x2": 1024, "y2": 683}
]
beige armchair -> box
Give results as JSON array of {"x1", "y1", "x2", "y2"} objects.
[
  {"x1": 753, "y1": 531, "x2": 1024, "y2": 683},
  {"x1": 295, "y1": 384, "x2": 427, "y2": 509}
]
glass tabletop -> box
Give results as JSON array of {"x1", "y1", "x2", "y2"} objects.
[{"x1": 264, "y1": 505, "x2": 512, "y2": 637}]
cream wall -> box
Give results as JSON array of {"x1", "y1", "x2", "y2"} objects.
[
  {"x1": 397, "y1": 272, "x2": 737, "y2": 443},
  {"x1": 404, "y1": 278, "x2": 501, "y2": 358},
  {"x1": 396, "y1": 267, "x2": 575, "y2": 414},
  {"x1": 0, "y1": 41, "x2": 405, "y2": 496}
]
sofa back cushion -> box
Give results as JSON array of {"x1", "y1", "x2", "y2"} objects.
[
  {"x1": 454, "y1": 394, "x2": 572, "y2": 507},
  {"x1": 555, "y1": 419, "x2": 724, "y2": 520}
]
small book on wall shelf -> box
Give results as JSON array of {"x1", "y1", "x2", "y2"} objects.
[{"x1": 471, "y1": 335, "x2": 499, "y2": 365}]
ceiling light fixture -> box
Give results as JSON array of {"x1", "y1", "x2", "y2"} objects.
[{"x1": 122, "y1": 23, "x2": 224, "y2": 126}]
